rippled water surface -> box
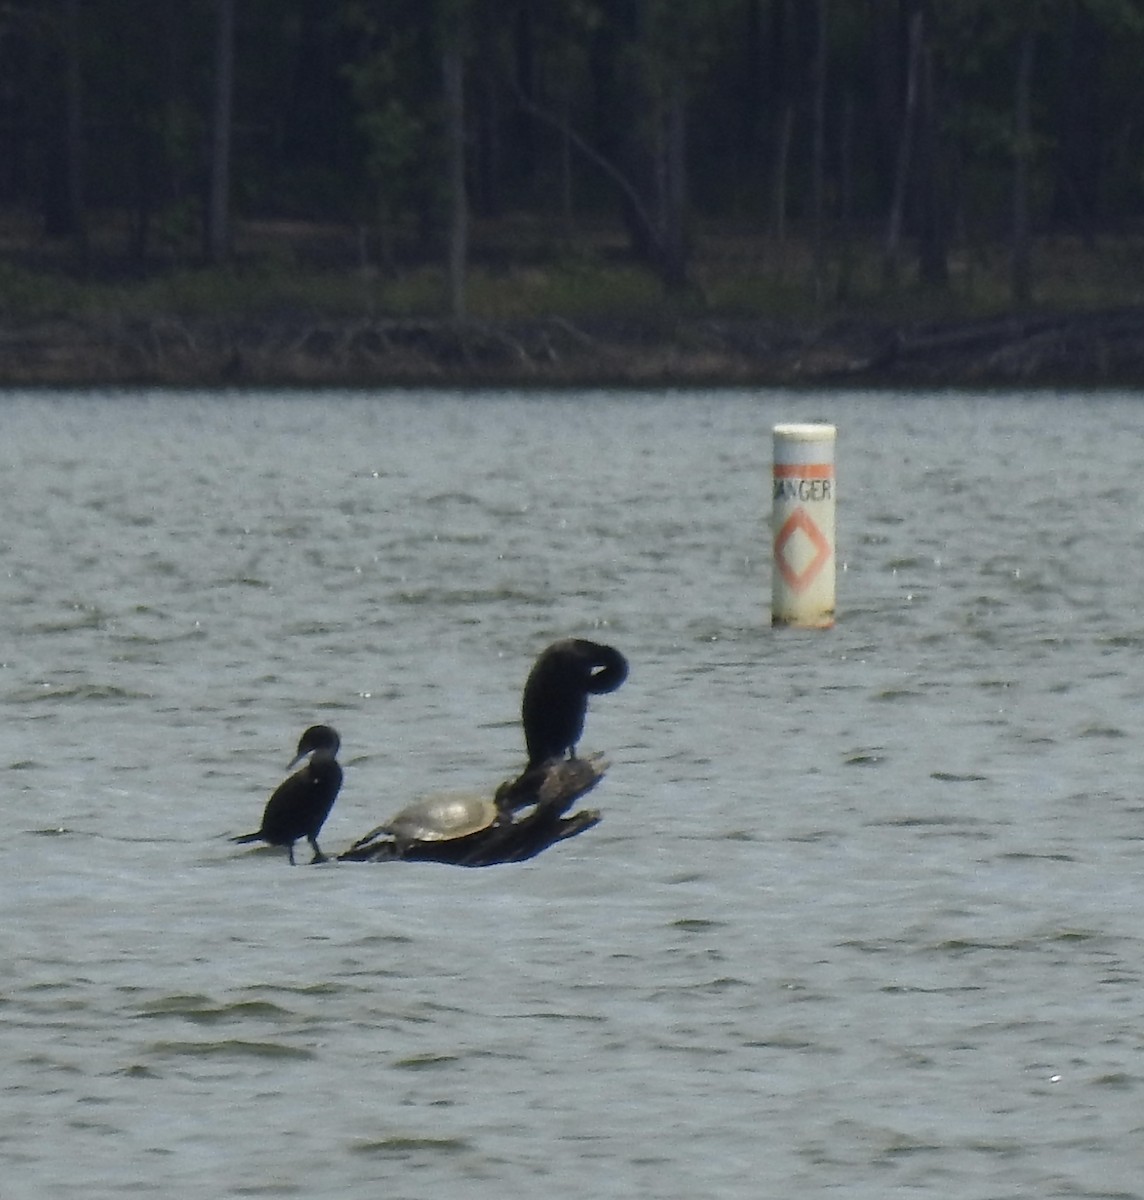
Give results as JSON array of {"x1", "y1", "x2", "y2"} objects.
[{"x1": 4, "y1": 388, "x2": 1144, "y2": 1199}]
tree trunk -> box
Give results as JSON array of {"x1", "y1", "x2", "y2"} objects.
[
  {"x1": 42, "y1": 0, "x2": 86, "y2": 250},
  {"x1": 772, "y1": 103, "x2": 792, "y2": 265},
  {"x1": 1011, "y1": 26, "x2": 1035, "y2": 305},
  {"x1": 443, "y1": 40, "x2": 467, "y2": 321},
  {"x1": 206, "y1": 0, "x2": 235, "y2": 264},
  {"x1": 559, "y1": 76, "x2": 574, "y2": 227},
  {"x1": 883, "y1": 8, "x2": 922, "y2": 286},
  {"x1": 766, "y1": 0, "x2": 795, "y2": 261},
  {"x1": 869, "y1": 0, "x2": 902, "y2": 217},
  {"x1": 915, "y1": 2, "x2": 947, "y2": 287},
  {"x1": 836, "y1": 89, "x2": 854, "y2": 300},
  {"x1": 810, "y1": 0, "x2": 828, "y2": 303},
  {"x1": 63, "y1": 0, "x2": 86, "y2": 259},
  {"x1": 1049, "y1": 3, "x2": 1102, "y2": 243},
  {"x1": 660, "y1": 71, "x2": 689, "y2": 290}
]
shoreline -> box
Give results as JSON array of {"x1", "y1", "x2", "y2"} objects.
[{"x1": 2, "y1": 308, "x2": 1143, "y2": 389}]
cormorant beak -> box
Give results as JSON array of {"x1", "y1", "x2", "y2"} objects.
[{"x1": 287, "y1": 749, "x2": 313, "y2": 771}]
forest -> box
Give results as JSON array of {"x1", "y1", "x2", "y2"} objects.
[{"x1": 3, "y1": 0, "x2": 1144, "y2": 386}]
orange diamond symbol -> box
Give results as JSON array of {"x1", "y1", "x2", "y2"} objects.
[{"x1": 774, "y1": 508, "x2": 832, "y2": 592}]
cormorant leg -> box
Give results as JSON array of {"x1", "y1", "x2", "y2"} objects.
[
  {"x1": 287, "y1": 844, "x2": 297, "y2": 866},
  {"x1": 308, "y1": 837, "x2": 327, "y2": 864}
]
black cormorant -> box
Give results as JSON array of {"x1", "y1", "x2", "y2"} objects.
[
  {"x1": 521, "y1": 638, "x2": 628, "y2": 768},
  {"x1": 232, "y1": 725, "x2": 343, "y2": 865}
]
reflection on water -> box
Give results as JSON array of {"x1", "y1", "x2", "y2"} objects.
[{"x1": 3, "y1": 389, "x2": 1144, "y2": 1199}]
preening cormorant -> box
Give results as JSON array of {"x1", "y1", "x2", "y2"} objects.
[
  {"x1": 232, "y1": 725, "x2": 343, "y2": 865},
  {"x1": 521, "y1": 638, "x2": 628, "y2": 768}
]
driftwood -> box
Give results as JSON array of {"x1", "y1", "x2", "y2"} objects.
[{"x1": 2, "y1": 308, "x2": 1144, "y2": 387}]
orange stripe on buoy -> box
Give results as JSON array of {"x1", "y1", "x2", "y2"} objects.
[{"x1": 773, "y1": 462, "x2": 835, "y2": 479}]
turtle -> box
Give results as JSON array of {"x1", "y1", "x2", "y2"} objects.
[{"x1": 338, "y1": 753, "x2": 608, "y2": 867}]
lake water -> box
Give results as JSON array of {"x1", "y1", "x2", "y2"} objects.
[{"x1": 3, "y1": 387, "x2": 1144, "y2": 1199}]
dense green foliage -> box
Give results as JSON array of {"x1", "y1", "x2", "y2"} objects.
[{"x1": 3, "y1": 0, "x2": 1144, "y2": 313}]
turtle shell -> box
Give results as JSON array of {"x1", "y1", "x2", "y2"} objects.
[{"x1": 381, "y1": 791, "x2": 501, "y2": 844}]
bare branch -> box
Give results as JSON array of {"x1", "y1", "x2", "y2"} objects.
[{"x1": 510, "y1": 83, "x2": 662, "y2": 262}]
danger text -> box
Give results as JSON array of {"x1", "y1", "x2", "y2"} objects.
[{"x1": 774, "y1": 477, "x2": 832, "y2": 502}]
